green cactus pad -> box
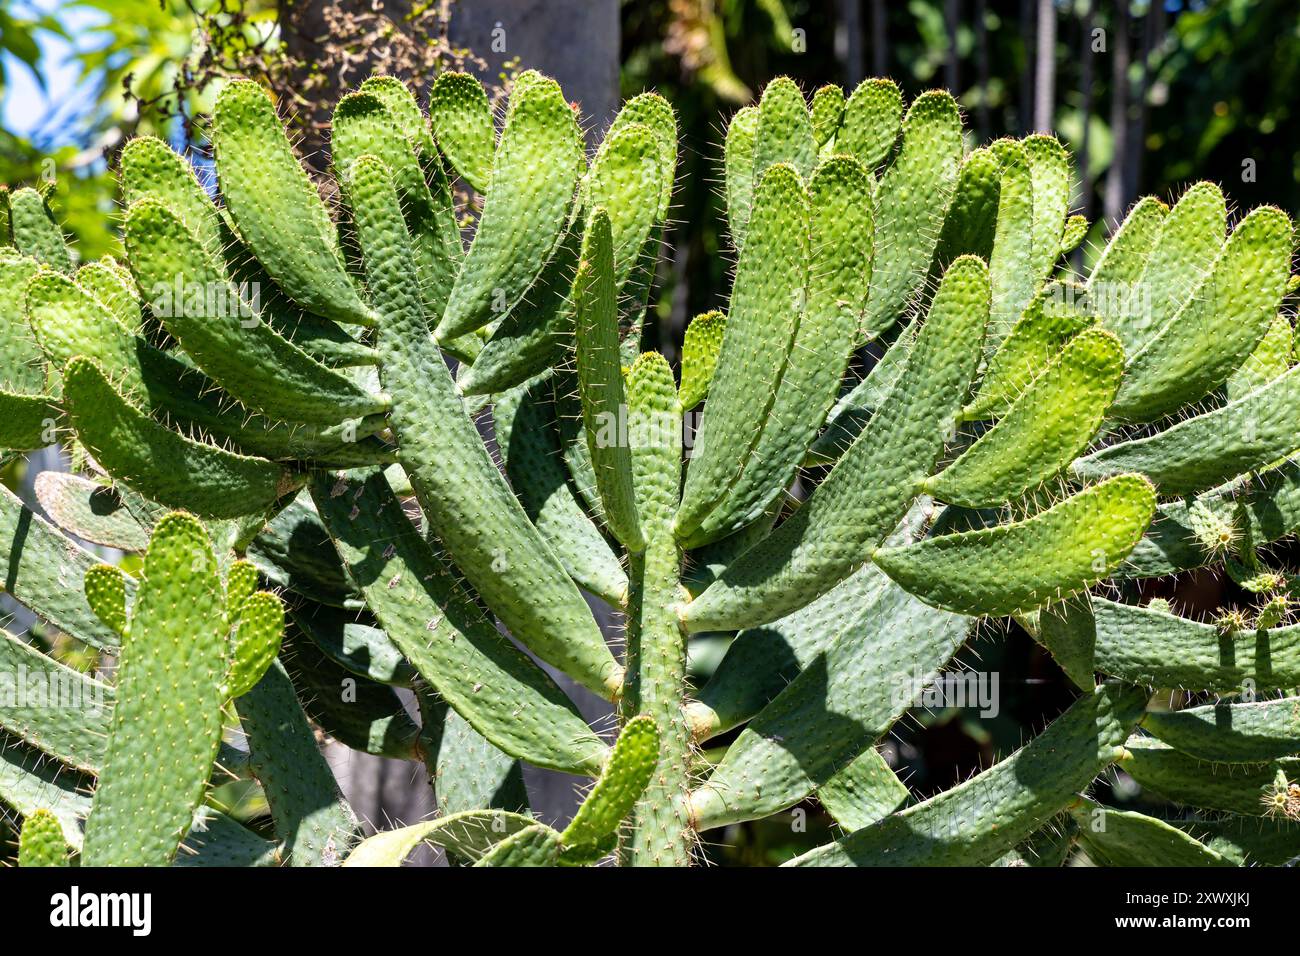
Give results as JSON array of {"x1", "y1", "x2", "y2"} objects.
[
  {"x1": 9, "y1": 188, "x2": 71, "y2": 272},
  {"x1": 1121, "y1": 462, "x2": 1300, "y2": 579},
  {"x1": 675, "y1": 163, "x2": 809, "y2": 541},
  {"x1": 436, "y1": 76, "x2": 582, "y2": 340},
  {"x1": 474, "y1": 822, "x2": 564, "y2": 867},
  {"x1": 838, "y1": 77, "x2": 903, "y2": 171},
  {"x1": 457, "y1": 226, "x2": 580, "y2": 397},
  {"x1": 84, "y1": 563, "x2": 129, "y2": 638},
  {"x1": 1174, "y1": 816, "x2": 1300, "y2": 866},
  {"x1": 683, "y1": 255, "x2": 988, "y2": 633},
  {"x1": 810, "y1": 84, "x2": 845, "y2": 149},
  {"x1": 0, "y1": 389, "x2": 56, "y2": 450},
  {"x1": 1022, "y1": 134, "x2": 1072, "y2": 285},
  {"x1": 27, "y1": 267, "x2": 375, "y2": 461},
  {"x1": 0, "y1": 627, "x2": 110, "y2": 772},
  {"x1": 1073, "y1": 362, "x2": 1300, "y2": 495},
  {"x1": 119, "y1": 135, "x2": 222, "y2": 253},
  {"x1": 0, "y1": 253, "x2": 46, "y2": 393},
  {"x1": 752, "y1": 76, "x2": 816, "y2": 184},
  {"x1": 347, "y1": 155, "x2": 618, "y2": 698},
  {"x1": 1086, "y1": 194, "x2": 1167, "y2": 293},
  {"x1": 358, "y1": 75, "x2": 439, "y2": 159},
  {"x1": 287, "y1": 603, "x2": 415, "y2": 686},
  {"x1": 311, "y1": 470, "x2": 607, "y2": 776},
  {"x1": 784, "y1": 684, "x2": 1147, "y2": 866},
  {"x1": 332, "y1": 92, "x2": 431, "y2": 206},
  {"x1": 495, "y1": 374, "x2": 628, "y2": 605},
  {"x1": 213, "y1": 79, "x2": 375, "y2": 326},
  {"x1": 0, "y1": 482, "x2": 128, "y2": 650},
  {"x1": 331, "y1": 91, "x2": 462, "y2": 324},
  {"x1": 26, "y1": 266, "x2": 152, "y2": 399},
  {"x1": 75, "y1": 258, "x2": 141, "y2": 330},
  {"x1": 224, "y1": 558, "x2": 258, "y2": 617},
  {"x1": 175, "y1": 808, "x2": 279, "y2": 867},
  {"x1": 690, "y1": 155, "x2": 870, "y2": 545},
  {"x1": 343, "y1": 810, "x2": 539, "y2": 867},
  {"x1": 227, "y1": 591, "x2": 284, "y2": 698},
  {"x1": 237, "y1": 659, "x2": 360, "y2": 865},
  {"x1": 62, "y1": 357, "x2": 298, "y2": 519},
  {"x1": 1109, "y1": 206, "x2": 1291, "y2": 421},
  {"x1": 1033, "y1": 597, "x2": 1099, "y2": 690},
  {"x1": 1092, "y1": 597, "x2": 1300, "y2": 691},
  {"x1": 1121, "y1": 735, "x2": 1300, "y2": 818},
  {"x1": 932, "y1": 146, "x2": 1002, "y2": 269},
  {"x1": 18, "y1": 807, "x2": 71, "y2": 866},
  {"x1": 861, "y1": 90, "x2": 962, "y2": 341},
  {"x1": 605, "y1": 92, "x2": 677, "y2": 218},
  {"x1": 34, "y1": 472, "x2": 149, "y2": 550},
  {"x1": 689, "y1": 571, "x2": 970, "y2": 829},
  {"x1": 875, "y1": 474, "x2": 1156, "y2": 617},
  {"x1": 588, "y1": 123, "x2": 666, "y2": 289},
  {"x1": 723, "y1": 106, "x2": 759, "y2": 249},
  {"x1": 0, "y1": 737, "x2": 92, "y2": 852},
  {"x1": 562, "y1": 715, "x2": 659, "y2": 849},
  {"x1": 964, "y1": 282, "x2": 1096, "y2": 419},
  {"x1": 690, "y1": 511, "x2": 927, "y2": 739},
  {"x1": 985, "y1": 140, "x2": 1036, "y2": 347},
  {"x1": 124, "y1": 198, "x2": 390, "y2": 426},
  {"x1": 1104, "y1": 182, "x2": 1226, "y2": 356},
  {"x1": 679, "y1": 310, "x2": 725, "y2": 411},
  {"x1": 1228, "y1": 311, "x2": 1293, "y2": 400},
  {"x1": 82, "y1": 513, "x2": 229, "y2": 866},
  {"x1": 422, "y1": 697, "x2": 528, "y2": 817},
  {"x1": 1072, "y1": 803, "x2": 1230, "y2": 867},
  {"x1": 1060, "y1": 213, "x2": 1089, "y2": 254},
  {"x1": 575, "y1": 208, "x2": 643, "y2": 550},
  {"x1": 623, "y1": 352, "x2": 693, "y2": 865},
  {"x1": 818, "y1": 747, "x2": 910, "y2": 832},
  {"x1": 427, "y1": 71, "x2": 495, "y2": 193},
  {"x1": 1143, "y1": 697, "x2": 1300, "y2": 763},
  {"x1": 928, "y1": 328, "x2": 1124, "y2": 507}
]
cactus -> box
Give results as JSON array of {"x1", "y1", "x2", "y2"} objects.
[{"x1": 0, "y1": 71, "x2": 1297, "y2": 869}]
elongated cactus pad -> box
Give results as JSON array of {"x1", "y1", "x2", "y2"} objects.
[
  {"x1": 875, "y1": 475, "x2": 1156, "y2": 616},
  {"x1": 785, "y1": 684, "x2": 1147, "y2": 866},
  {"x1": 82, "y1": 514, "x2": 229, "y2": 866}
]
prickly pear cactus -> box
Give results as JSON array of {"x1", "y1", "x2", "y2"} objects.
[{"x1": 0, "y1": 70, "x2": 1297, "y2": 867}]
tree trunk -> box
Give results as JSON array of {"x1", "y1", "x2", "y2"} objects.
[
  {"x1": 449, "y1": 0, "x2": 620, "y2": 144},
  {"x1": 1018, "y1": 0, "x2": 1036, "y2": 134},
  {"x1": 1075, "y1": 0, "x2": 1095, "y2": 271},
  {"x1": 870, "y1": 0, "x2": 888, "y2": 77},
  {"x1": 1104, "y1": 2, "x2": 1132, "y2": 224},
  {"x1": 1124, "y1": 0, "x2": 1164, "y2": 204},
  {"x1": 975, "y1": 0, "x2": 990, "y2": 140},
  {"x1": 1078, "y1": 0, "x2": 1094, "y2": 219},
  {"x1": 837, "y1": 0, "x2": 865, "y2": 87},
  {"x1": 1033, "y1": 0, "x2": 1056, "y2": 131},
  {"x1": 944, "y1": 0, "x2": 960, "y2": 94}
]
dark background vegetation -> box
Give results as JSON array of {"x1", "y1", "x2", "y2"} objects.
[{"x1": 1, "y1": 0, "x2": 1292, "y2": 863}]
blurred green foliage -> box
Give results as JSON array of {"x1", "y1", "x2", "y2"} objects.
[{"x1": 0, "y1": 0, "x2": 276, "y2": 259}]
